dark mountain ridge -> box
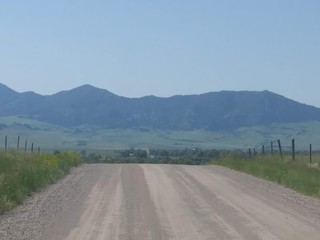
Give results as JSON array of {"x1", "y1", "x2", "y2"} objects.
[{"x1": 1, "y1": 83, "x2": 320, "y2": 130}]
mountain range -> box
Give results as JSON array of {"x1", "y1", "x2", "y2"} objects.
[{"x1": 1, "y1": 83, "x2": 320, "y2": 131}]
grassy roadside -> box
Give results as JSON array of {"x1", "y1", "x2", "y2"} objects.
[
  {"x1": 211, "y1": 154, "x2": 320, "y2": 198},
  {"x1": 0, "y1": 151, "x2": 80, "y2": 214}
]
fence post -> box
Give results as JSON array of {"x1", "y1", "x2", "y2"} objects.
[
  {"x1": 278, "y1": 139, "x2": 283, "y2": 158},
  {"x1": 24, "y1": 139, "x2": 27, "y2": 152},
  {"x1": 271, "y1": 141, "x2": 274, "y2": 155},
  {"x1": 292, "y1": 139, "x2": 295, "y2": 161},
  {"x1": 38, "y1": 147, "x2": 40, "y2": 154},
  {"x1": 31, "y1": 143, "x2": 34, "y2": 153},
  {"x1": 249, "y1": 148, "x2": 252, "y2": 159},
  {"x1": 17, "y1": 136, "x2": 20, "y2": 152},
  {"x1": 310, "y1": 144, "x2": 312, "y2": 164},
  {"x1": 262, "y1": 145, "x2": 265, "y2": 155},
  {"x1": 5, "y1": 136, "x2": 7, "y2": 151}
]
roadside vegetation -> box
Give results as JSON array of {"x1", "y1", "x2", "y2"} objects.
[
  {"x1": 81, "y1": 148, "x2": 226, "y2": 165},
  {"x1": 212, "y1": 153, "x2": 320, "y2": 198},
  {"x1": 0, "y1": 151, "x2": 80, "y2": 214}
]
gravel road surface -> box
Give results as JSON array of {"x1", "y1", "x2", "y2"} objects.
[{"x1": 1, "y1": 164, "x2": 320, "y2": 240}]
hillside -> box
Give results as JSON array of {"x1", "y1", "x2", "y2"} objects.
[{"x1": 1, "y1": 83, "x2": 320, "y2": 130}]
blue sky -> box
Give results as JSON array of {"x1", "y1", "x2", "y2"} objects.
[{"x1": 0, "y1": 1, "x2": 319, "y2": 106}]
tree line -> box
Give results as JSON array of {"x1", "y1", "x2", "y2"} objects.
[{"x1": 81, "y1": 148, "x2": 232, "y2": 165}]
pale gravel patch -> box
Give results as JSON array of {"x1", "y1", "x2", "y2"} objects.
[
  {"x1": 207, "y1": 165, "x2": 320, "y2": 220},
  {"x1": 0, "y1": 165, "x2": 91, "y2": 240}
]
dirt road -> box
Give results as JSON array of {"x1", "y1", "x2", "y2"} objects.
[{"x1": 2, "y1": 164, "x2": 320, "y2": 240}]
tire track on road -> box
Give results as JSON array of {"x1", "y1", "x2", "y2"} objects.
[{"x1": 3, "y1": 164, "x2": 320, "y2": 240}]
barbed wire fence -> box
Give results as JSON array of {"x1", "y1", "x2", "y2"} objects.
[
  {"x1": 247, "y1": 139, "x2": 320, "y2": 164},
  {"x1": 3, "y1": 134, "x2": 320, "y2": 165},
  {"x1": 1, "y1": 135, "x2": 40, "y2": 154}
]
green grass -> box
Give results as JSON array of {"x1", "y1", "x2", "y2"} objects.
[
  {"x1": 212, "y1": 154, "x2": 320, "y2": 198},
  {"x1": 0, "y1": 151, "x2": 80, "y2": 214},
  {"x1": 2, "y1": 115, "x2": 320, "y2": 150}
]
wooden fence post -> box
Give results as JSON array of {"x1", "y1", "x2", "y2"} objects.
[
  {"x1": 249, "y1": 148, "x2": 252, "y2": 159},
  {"x1": 310, "y1": 144, "x2": 312, "y2": 164},
  {"x1": 31, "y1": 143, "x2": 34, "y2": 153},
  {"x1": 262, "y1": 145, "x2": 265, "y2": 155},
  {"x1": 278, "y1": 139, "x2": 283, "y2": 158},
  {"x1": 24, "y1": 139, "x2": 27, "y2": 152},
  {"x1": 5, "y1": 135, "x2": 7, "y2": 151},
  {"x1": 292, "y1": 139, "x2": 295, "y2": 161},
  {"x1": 17, "y1": 136, "x2": 20, "y2": 152}
]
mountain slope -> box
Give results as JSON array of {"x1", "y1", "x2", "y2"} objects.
[{"x1": 1, "y1": 83, "x2": 320, "y2": 130}]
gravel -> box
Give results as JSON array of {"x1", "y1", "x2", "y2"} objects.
[
  {"x1": 1, "y1": 164, "x2": 320, "y2": 239},
  {"x1": 214, "y1": 165, "x2": 320, "y2": 219},
  {"x1": 0, "y1": 165, "x2": 92, "y2": 240}
]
